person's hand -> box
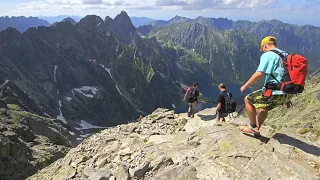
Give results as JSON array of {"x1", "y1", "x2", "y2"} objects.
[{"x1": 240, "y1": 85, "x2": 247, "y2": 93}]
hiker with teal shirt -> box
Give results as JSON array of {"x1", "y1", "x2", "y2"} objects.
[{"x1": 240, "y1": 36, "x2": 307, "y2": 136}]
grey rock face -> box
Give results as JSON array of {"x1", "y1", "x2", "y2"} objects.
[
  {"x1": 0, "y1": 107, "x2": 75, "y2": 180},
  {"x1": 28, "y1": 108, "x2": 320, "y2": 180}
]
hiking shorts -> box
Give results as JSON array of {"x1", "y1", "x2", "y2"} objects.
[
  {"x1": 188, "y1": 101, "x2": 197, "y2": 112},
  {"x1": 246, "y1": 90, "x2": 294, "y2": 111}
]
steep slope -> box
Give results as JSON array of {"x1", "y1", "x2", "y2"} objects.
[
  {"x1": 150, "y1": 22, "x2": 260, "y2": 84},
  {"x1": 0, "y1": 104, "x2": 76, "y2": 180},
  {"x1": 0, "y1": 16, "x2": 49, "y2": 32},
  {"x1": 29, "y1": 74, "x2": 320, "y2": 179},
  {"x1": 266, "y1": 75, "x2": 320, "y2": 142}
]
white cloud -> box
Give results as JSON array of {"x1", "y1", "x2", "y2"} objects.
[
  {"x1": 7, "y1": 0, "x2": 320, "y2": 24},
  {"x1": 83, "y1": 0, "x2": 102, "y2": 4},
  {"x1": 16, "y1": 0, "x2": 278, "y2": 12},
  {"x1": 47, "y1": 0, "x2": 82, "y2": 4}
]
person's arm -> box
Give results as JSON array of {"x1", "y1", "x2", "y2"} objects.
[
  {"x1": 241, "y1": 72, "x2": 264, "y2": 92},
  {"x1": 241, "y1": 53, "x2": 272, "y2": 93},
  {"x1": 216, "y1": 102, "x2": 221, "y2": 112},
  {"x1": 216, "y1": 95, "x2": 222, "y2": 112},
  {"x1": 196, "y1": 90, "x2": 200, "y2": 103},
  {"x1": 184, "y1": 88, "x2": 190, "y2": 101}
]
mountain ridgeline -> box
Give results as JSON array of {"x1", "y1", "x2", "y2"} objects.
[
  {"x1": 140, "y1": 16, "x2": 320, "y2": 72},
  {"x1": 0, "y1": 16, "x2": 50, "y2": 32}
]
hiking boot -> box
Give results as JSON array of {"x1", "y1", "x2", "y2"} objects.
[
  {"x1": 187, "y1": 112, "x2": 191, "y2": 117},
  {"x1": 191, "y1": 114, "x2": 194, "y2": 118}
]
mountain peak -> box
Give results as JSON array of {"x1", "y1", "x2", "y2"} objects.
[
  {"x1": 170, "y1": 15, "x2": 188, "y2": 22},
  {"x1": 120, "y1": 10, "x2": 128, "y2": 15},
  {"x1": 114, "y1": 11, "x2": 137, "y2": 41},
  {"x1": 62, "y1": 17, "x2": 77, "y2": 25},
  {"x1": 77, "y1": 15, "x2": 104, "y2": 28}
]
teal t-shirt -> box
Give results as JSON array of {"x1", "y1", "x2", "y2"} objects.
[{"x1": 256, "y1": 48, "x2": 287, "y2": 95}]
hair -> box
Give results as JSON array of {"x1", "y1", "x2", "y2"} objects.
[
  {"x1": 268, "y1": 37, "x2": 277, "y2": 46},
  {"x1": 193, "y1": 82, "x2": 199, "y2": 87},
  {"x1": 268, "y1": 42, "x2": 277, "y2": 46},
  {"x1": 218, "y1": 83, "x2": 226, "y2": 89}
]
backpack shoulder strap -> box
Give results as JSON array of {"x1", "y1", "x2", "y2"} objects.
[
  {"x1": 269, "y1": 49, "x2": 284, "y2": 84},
  {"x1": 269, "y1": 49, "x2": 285, "y2": 59}
]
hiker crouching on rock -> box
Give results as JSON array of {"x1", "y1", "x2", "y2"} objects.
[
  {"x1": 240, "y1": 36, "x2": 307, "y2": 136},
  {"x1": 184, "y1": 82, "x2": 200, "y2": 118}
]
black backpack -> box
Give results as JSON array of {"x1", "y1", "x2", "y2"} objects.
[
  {"x1": 187, "y1": 87, "x2": 197, "y2": 102},
  {"x1": 223, "y1": 92, "x2": 236, "y2": 113}
]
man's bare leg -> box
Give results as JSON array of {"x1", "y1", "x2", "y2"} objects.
[
  {"x1": 239, "y1": 96, "x2": 261, "y2": 135},
  {"x1": 216, "y1": 112, "x2": 220, "y2": 122},
  {"x1": 244, "y1": 96, "x2": 257, "y2": 126},
  {"x1": 256, "y1": 108, "x2": 268, "y2": 129},
  {"x1": 187, "y1": 104, "x2": 191, "y2": 117},
  {"x1": 192, "y1": 104, "x2": 196, "y2": 117}
]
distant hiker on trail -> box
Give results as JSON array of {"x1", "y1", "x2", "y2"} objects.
[
  {"x1": 240, "y1": 36, "x2": 308, "y2": 136},
  {"x1": 184, "y1": 82, "x2": 200, "y2": 118},
  {"x1": 216, "y1": 83, "x2": 234, "y2": 122},
  {"x1": 139, "y1": 115, "x2": 143, "y2": 121}
]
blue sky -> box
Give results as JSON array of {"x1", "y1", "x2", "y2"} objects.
[{"x1": 1, "y1": 0, "x2": 320, "y2": 26}]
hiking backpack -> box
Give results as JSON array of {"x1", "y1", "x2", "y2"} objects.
[
  {"x1": 187, "y1": 87, "x2": 197, "y2": 102},
  {"x1": 223, "y1": 92, "x2": 236, "y2": 113},
  {"x1": 264, "y1": 50, "x2": 308, "y2": 96}
]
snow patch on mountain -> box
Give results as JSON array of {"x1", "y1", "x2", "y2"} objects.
[
  {"x1": 115, "y1": 85, "x2": 124, "y2": 96},
  {"x1": 56, "y1": 108, "x2": 67, "y2": 124},
  {"x1": 80, "y1": 134, "x2": 92, "y2": 138},
  {"x1": 54, "y1": 65, "x2": 58, "y2": 83},
  {"x1": 100, "y1": 64, "x2": 113, "y2": 79},
  {"x1": 72, "y1": 86, "x2": 97, "y2": 98},
  {"x1": 75, "y1": 120, "x2": 107, "y2": 130}
]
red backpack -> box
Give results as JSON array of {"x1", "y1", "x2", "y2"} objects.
[{"x1": 264, "y1": 49, "x2": 308, "y2": 97}]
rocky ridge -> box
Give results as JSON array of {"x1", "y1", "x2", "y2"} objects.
[
  {"x1": 29, "y1": 106, "x2": 320, "y2": 179},
  {"x1": 0, "y1": 104, "x2": 76, "y2": 180}
]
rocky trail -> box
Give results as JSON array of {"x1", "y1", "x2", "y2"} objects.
[{"x1": 29, "y1": 108, "x2": 320, "y2": 180}]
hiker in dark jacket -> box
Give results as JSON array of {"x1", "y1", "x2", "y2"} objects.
[
  {"x1": 216, "y1": 83, "x2": 233, "y2": 122},
  {"x1": 184, "y1": 82, "x2": 200, "y2": 117}
]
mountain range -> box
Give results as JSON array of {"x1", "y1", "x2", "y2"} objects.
[
  {"x1": 0, "y1": 16, "x2": 50, "y2": 32},
  {"x1": 38, "y1": 15, "x2": 82, "y2": 24},
  {"x1": 0, "y1": 11, "x2": 206, "y2": 130},
  {"x1": 139, "y1": 16, "x2": 320, "y2": 73}
]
